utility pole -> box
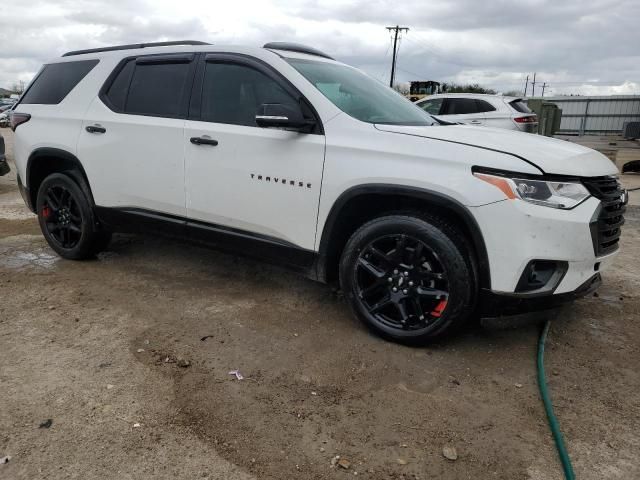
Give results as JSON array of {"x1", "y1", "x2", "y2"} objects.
[
  {"x1": 523, "y1": 75, "x2": 529, "y2": 97},
  {"x1": 386, "y1": 25, "x2": 409, "y2": 88},
  {"x1": 541, "y1": 82, "x2": 547, "y2": 97},
  {"x1": 531, "y1": 72, "x2": 537, "y2": 97}
]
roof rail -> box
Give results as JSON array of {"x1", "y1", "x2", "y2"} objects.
[
  {"x1": 263, "y1": 42, "x2": 334, "y2": 60},
  {"x1": 62, "y1": 40, "x2": 210, "y2": 57}
]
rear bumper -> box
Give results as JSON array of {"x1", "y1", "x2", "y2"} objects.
[
  {"x1": 0, "y1": 154, "x2": 9, "y2": 176},
  {"x1": 480, "y1": 272, "x2": 601, "y2": 317},
  {"x1": 16, "y1": 174, "x2": 34, "y2": 212}
]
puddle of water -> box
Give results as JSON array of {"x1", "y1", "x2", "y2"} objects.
[{"x1": 0, "y1": 250, "x2": 59, "y2": 270}]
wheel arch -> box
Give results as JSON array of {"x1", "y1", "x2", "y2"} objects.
[
  {"x1": 26, "y1": 148, "x2": 94, "y2": 212},
  {"x1": 316, "y1": 184, "x2": 491, "y2": 289}
]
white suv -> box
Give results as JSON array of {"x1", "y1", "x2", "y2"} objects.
[
  {"x1": 10, "y1": 41, "x2": 625, "y2": 344},
  {"x1": 415, "y1": 93, "x2": 539, "y2": 133}
]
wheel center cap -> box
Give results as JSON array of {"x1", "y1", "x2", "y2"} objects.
[{"x1": 389, "y1": 270, "x2": 413, "y2": 294}]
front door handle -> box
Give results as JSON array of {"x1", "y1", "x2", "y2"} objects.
[
  {"x1": 469, "y1": 120, "x2": 482, "y2": 125},
  {"x1": 86, "y1": 125, "x2": 106, "y2": 134},
  {"x1": 190, "y1": 136, "x2": 218, "y2": 146}
]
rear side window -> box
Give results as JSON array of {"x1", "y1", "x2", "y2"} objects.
[
  {"x1": 509, "y1": 99, "x2": 532, "y2": 113},
  {"x1": 104, "y1": 60, "x2": 135, "y2": 111},
  {"x1": 126, "y1": 61, "x2": 192, "y2": 117},
  {"x1": 475, "y1": 99, "x2": 496, "y2": 113},
  {"x1": 442, "y1": 98, "x2": 478, "y2": 115},
  {"x1": 20, "y1": 60, "x2": 98, "y2": 105},
  {"x1": 102, "y1": 56, "x2": 194, "y2": 118}
]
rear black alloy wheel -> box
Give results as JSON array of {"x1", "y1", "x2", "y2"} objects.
[
  {"x1": 355, "y1": 234, "x2": 449, "y2": 332},
  {"x1": 340, "y1": 215, "x2": 475, "y2": 344},
  {"x1": 36, "y1": 173, "x2": 111, "y2": 259},
  {"x1": 41, "y1": 185, "x2": 84, "y2": 249}
]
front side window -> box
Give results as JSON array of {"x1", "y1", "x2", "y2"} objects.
[
  {"x1": 21, "y1": 60, "x2": 98, "y2": 105},
  {"x1": 418, "y1": 98, "x2": 443, "y2": 115},
  {"x1": 288, "y1": 59, "x2": 436, "y2": 126},
  {"x1": 200, "y1": 62, "x2": 299, "y2": 127}
]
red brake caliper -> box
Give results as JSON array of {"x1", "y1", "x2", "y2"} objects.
[
  {"x1": 431, "y1": 299, "x2": 448, "y2": 318},
  {"x1": 41, "y1": 206, "x2": 52, "y2": 219}
]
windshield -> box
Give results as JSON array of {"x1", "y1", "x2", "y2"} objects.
[{"x1": 287, "y1": 59, "x2": 437, "y2": 126}]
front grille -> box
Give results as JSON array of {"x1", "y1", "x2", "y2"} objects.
[{"x1": 582, "y1": 176, "x2": 626, "y2": 256}]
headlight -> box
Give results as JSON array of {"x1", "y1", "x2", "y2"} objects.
[{"x1": 474, "y1": 172, "x2": 591, "y2": 209}]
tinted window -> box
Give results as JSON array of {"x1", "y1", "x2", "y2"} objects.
[
  {"x1": 125, "y1": 61, "x2": 192, "y2": 117},
  {"x1": 442, "y1": 98, "x2": 478, "y2": 115},
  {"x1": 509, "y1": 99, "x2": 532, "y2": 113},
  {"x1": 475, "y1": 99, "x2": 496, "y2": 113},
  {"x1": 418, "y1": 98, "x2": 443, "y2": 115},
  {"x1": 104, "y1": 60, "x2": 135, "y2": 111},
  {"x1": 201, "y1": 62, "x2": 298, "y2": 127},
  {"x1": 21, "y1": 60, "x2": 98, "y2": 105}
]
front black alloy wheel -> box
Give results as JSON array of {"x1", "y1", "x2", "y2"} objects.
[
  {"x1": 355, "y1": 234, "x2": 450, "y2": 331},
  {"x1": 340, "y1": 215, "x2": 476, "y2": 344},
  {"x1": 36, "y1": 173, "x2": 111, "y2": 259}
]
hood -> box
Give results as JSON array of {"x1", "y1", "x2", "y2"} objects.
[{"x1": 375, "y1": 124, "x2": 618, "y2": 177}]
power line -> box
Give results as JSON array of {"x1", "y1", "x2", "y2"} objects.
[{"x1": 386, "y1": 25, "x2": 409, "y2": 87}]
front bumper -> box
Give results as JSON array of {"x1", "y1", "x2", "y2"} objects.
[
  {"x1": 480, "y1": 272, "x2": 601, "y2": 317},
  {"x1": 470, "y1": 196, "x2": 619, "y2": 295}
]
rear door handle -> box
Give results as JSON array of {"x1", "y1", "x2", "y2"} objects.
[
  {"x1": 190, "y1": 136, "x2": 218, "y2": 146},
  {"x1": 86, "y1": 125, "x2": 106, "y2": 134}
]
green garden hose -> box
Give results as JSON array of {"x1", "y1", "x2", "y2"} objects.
[{"x1": 537, "y1": 320, "x2": 576, "y2": 480}]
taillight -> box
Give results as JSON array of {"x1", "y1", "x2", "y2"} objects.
[
  {"x1": 514, "y1": 115, "x2": 537, "y2": 124},
  {"x1": 10, "y1": 112, "x2": 31, "y2": 131}
]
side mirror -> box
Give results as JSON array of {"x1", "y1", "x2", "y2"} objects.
[{"x1": 255, "y1": 103, "x2": 315, "y2": 132}]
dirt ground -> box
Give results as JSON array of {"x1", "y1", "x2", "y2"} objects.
[{"x1": 1, "y1": 127, "x2": 639, "y2": 480}]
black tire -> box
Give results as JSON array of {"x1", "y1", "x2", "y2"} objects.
[
  {"x1": 339, "y1": 214, "x2": 476, "y2": 345},
  {"x1": 36, "y1": 172, "x2": 110, "y2": 259}
]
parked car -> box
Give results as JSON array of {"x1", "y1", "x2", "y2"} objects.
[
  {"x1": 10, "y1": 41, "x2": 624, "y2": 344},
  {"x1": 0, "y1": 131, "x2": 8, "y2": 176},
  {"x1": 0, "y1": 112, "x2": 8, "y2": 128},
  {"x1": 415, "y1": 93, "x2": 538, "y2": 133}
]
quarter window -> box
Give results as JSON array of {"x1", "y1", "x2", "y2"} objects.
[
  {"x1": 200, "y1": 62, "x2": 298, "y2": 127},
  {"x1": 20, "y1": 60, "x2": 98, "y2": 105},
  {"x1": 475, "y1": 99, "x2": 496, "y2": 113}
]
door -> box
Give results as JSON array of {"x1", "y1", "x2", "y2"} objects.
[
  {"x1": 77, "y1": 54, "x2": 196, "y2": 216},
  {"x1": 184, "y1": 55, "x2": 326, "y2": 250},
  {"x1": 440, "y1": 98, "x2": 486, "y2": 125}
]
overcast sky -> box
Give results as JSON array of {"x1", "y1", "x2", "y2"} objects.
[{"x1": 1, "y1": 0, "x2": 638, "y2": 96}]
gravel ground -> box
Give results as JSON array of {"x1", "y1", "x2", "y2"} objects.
[{"x1": 1, "y1": 127, "x2": 639, "y2": 480}]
